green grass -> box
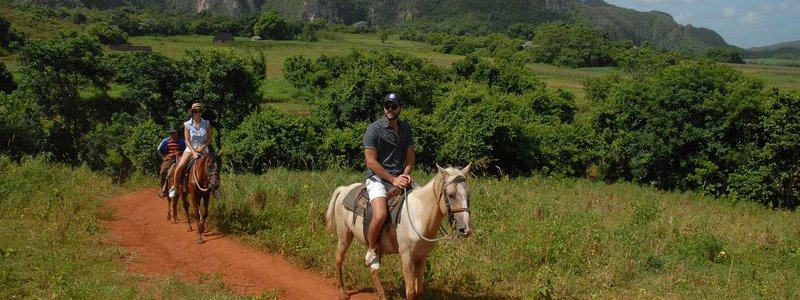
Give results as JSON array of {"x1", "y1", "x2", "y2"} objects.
[
  {"x1": 0, "y1": 156, "x2": 247, "y2": 299},
  {"x1": 210, "y1": 168, "x2": 800, "y2": 299},
  {"x1": 730, "y1": 63, "x2": 800, "y2": 91}
]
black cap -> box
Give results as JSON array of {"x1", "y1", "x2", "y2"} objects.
[{"x1": 383, "y1": 93, "x2": 401, "y2": 106}]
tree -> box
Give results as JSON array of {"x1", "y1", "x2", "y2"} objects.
[
  {"x1": 88, "y1": 22, "x2": 128, "y2": 45},
  {"x1": 0, "y1": 15, "x2": 24, "y2": 53},
  {"x1": 253, "y1": 11, "x2": 291, "y2": 40},
  {"x1": 703, "y1": 47, "x2": 745, "y2": 64},
  {"x1": 528, "y1": 22, "x2": 615, "y2": 67},
  {"x1": 175, "y1": 49, "x2": 260, "y2": 146},
  {"x1": 16, "y1": 31, "x2": 109, "y2": 161},
  {"x1": 0, "y1": 62, "x2": 16, "y2": 93},
  {"x1": 107, "y1": 52, "x2": 186, "y2": 125}
]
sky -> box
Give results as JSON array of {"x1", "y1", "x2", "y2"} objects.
[{"x1": 603, "y1": 0, "x2": 800, "y2": 48}]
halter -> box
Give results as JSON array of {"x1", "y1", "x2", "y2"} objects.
[{"x1": 406, "y1": 174, "x2": 470, "y2": 242}]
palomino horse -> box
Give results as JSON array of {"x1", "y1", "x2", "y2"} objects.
[
  {"x1": 326, "y1": 164, "x2": 473, "y2": 300},
  {"x1": 185, "y1": 151, "x2": 222, "y2": 244}
]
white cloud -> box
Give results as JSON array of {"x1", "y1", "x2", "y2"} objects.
[
  {"x1": 760, "y1": 4, "x2": 774, "y2": 13},
  {"x1": 738, "y1": 11, "x2": 764, "y2": 24},
  {"x1": 723, "y1": 6, "x2": 736, "y2": 18}
]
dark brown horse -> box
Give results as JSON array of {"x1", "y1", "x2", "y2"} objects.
[{"x1": 186, "y1": 151, "x2": 222, "y2": 244}]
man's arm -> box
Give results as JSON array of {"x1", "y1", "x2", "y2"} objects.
[
  {"x1": 365, "y1": 148, "x2": 409, "y2": 188},
  {"x1": 157, "y1": 138, "x2": 167, "y2": 160}
]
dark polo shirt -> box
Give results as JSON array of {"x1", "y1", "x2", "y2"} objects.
[{"x1": 364, "y1": 117, "x2": 415, "y2": 179}]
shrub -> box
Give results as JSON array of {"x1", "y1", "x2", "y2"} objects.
[
  {"x1": 223, "y1": 108, "x2": 320, "y2": 173},
  {"x1": 124, "y1": 118, "x2": 162, "y2": 175},
  {"x1": 88, "y1": 22, "x2": 128, "y2": 45}
]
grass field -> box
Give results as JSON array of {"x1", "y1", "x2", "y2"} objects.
[{"x1": 210, "y1": 168, "x2": 800, "y2": 299}]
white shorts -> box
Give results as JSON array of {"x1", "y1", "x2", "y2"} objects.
[
  {"x1": 184, "y1": 146, "x2": 209, "y2": 153},
  {"x1": 365, "y1": 175, "x2": 388, "y2": 202}
]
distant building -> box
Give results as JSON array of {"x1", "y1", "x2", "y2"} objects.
[
  {"x1": 108, "y1": 45, "x2": 153, "y2": 53},
  {"x1": 213, "y1": 33, "x2": 235, "y2": 43},
  {"x1": 521, "y1": 41, "x2": 534, "y2": 50},
  {"x1": 250, "y1": 36, "x2": 262, "y2": 42}
]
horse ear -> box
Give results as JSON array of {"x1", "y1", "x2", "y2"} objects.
[
  {"x1": 436, "y1": 163, "x2": 447, "y2": 176},
  {"x1": 461, "y1": 163, "x2": 472, "y2": 175}
]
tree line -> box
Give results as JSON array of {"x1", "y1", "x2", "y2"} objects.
[{"x1": 1, "y1": 22, "x2": 798, "y2": 209}]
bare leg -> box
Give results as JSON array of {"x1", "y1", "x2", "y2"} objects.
[
  {"x1": 336, "y1": 230, "x2": 354, "y2": 300},
  {"x1": 367, "y1": 197, "x2": 387, "y2": 266}
]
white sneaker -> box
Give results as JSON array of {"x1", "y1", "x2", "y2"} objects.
[
  {"x1": 168, "y1": 187, "x2": 177, "y2": 199},
  {"x1": 212, "y1": 189, "x2": 222, "y2": 199},
  {"x1": 364, "y1": 248, "x2": 380, "y2": 270}
]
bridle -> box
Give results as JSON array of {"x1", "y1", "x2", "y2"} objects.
[
  {"x1": 192, "y1": 153, "x2": 219, "y2": 193},
  {"x1": 406, "y1": 174, "x2": 470, "y2": 242}
]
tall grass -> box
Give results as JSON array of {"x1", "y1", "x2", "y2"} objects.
[
  {"x1": 211, "y1": 168, "x2": 800, "y2": 299},
  {"x1": 0, "y1": 155, "x2": 247, "y2": 299}
]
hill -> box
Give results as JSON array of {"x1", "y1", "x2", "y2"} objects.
[
  {"x1": 744, "y1": 40, "x2": 800, "y2": 61},
  {"x1": 10, "y1": 0, "x2": 730, "y2": 53}
]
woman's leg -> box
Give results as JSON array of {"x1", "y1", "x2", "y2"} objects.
[{"x1": 170, "y1": 151, "x2": 192, "y2": 197}]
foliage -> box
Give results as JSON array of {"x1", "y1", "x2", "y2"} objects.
[
  {"x1": 703, "y1": 47, "x2": 745, "y2": 64},
  {"x1": 528, "y1": 22, "x2": 616, "y2": 68},
  {"x1": 16, "y1": 30, "x2": 109, "y2": 161},
  {"x1": 253, "y1": 11, "x2": 291, "y2": 40},
  {"x1": 123, "y1": 118, "x2": 162, "y2": 175},
  {"x1": 87, "y1": 22, "x2": 128, "y2": 45},
  {"x1": 0, "y1": 62, "x2": 16, "y2": 93},
  {"x1": 175, "y1": 49, "x2": 260, "y2": 134},
  {"x1": 0, "y1": 14, "x2": 24, "y2": 54},
  {"x1": 223, "y1": 108, "x2": 320, "y2": 173},
  {"x1": 612, "y1": 43, "x2": 682, "y2": 78},
  {"x1": 0, "y1": 92, "x2": 43, "y2": 159},
  {"x1": 106, "y1": 51, "x2": 186, "y2": 125},
  {"x1": 592, "y1": 60, "x2": 766, "y2": 196},
  {"x1": 284, "y1": 50, "x2": 446, "y2": 127}
]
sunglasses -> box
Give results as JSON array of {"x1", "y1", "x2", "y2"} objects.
[{"x1": 384, "y1": 103, "x2": 399, "y2": 110}]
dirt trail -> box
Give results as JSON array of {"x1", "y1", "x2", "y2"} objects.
[{"x1": 103, "y1": 188, "x2": 372, "y2": 299}]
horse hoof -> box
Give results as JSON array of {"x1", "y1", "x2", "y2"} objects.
[
  {"x1": 338, "y1": 290, "x2": 350, "y2": 300},
  {"x1": 196, "y1": 237, "x2": 203, "y2": 244}
]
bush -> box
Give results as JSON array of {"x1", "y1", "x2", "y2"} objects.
[
  {"x1": 592, "y1": 60, "x2": 766, "y2": 194},
  {"x1": 124, "y1": 119, "x2": 162, "y2": 175},
  {"x1": 528, "y1": 22, "x2": 616, "y2": 68},
  {"x1": 88, "y1": 22, "x2": 128, "y2": 45},
  {"x1": 0, "y1": 92, "x2": 44, "y2": 159},
  {"x1": 223, "y1": 108, "x2": 320, "y2": 173}
]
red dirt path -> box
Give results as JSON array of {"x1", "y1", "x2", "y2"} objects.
[{"x1": 103, "y1": 188, "x2": 373, "y2": 299}]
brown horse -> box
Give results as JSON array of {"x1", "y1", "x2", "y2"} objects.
[
  {"x1": 185, "y1": 151, "x2": 222, "y2": 244},
  {"x1": 326, "y1": 164, "x2": 473, "y2": 300},
  {"x1": 165, "y1": 162, "x2": 190, "y2": 226}
]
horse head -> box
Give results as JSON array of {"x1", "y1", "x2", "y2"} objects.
[{"x1": 436, "y1": 163, "x2": 473, "y2": 238}]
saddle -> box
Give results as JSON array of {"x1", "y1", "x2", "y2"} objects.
[{"x1": 343, "y1": 181, "x2": 409, "y2": 239}]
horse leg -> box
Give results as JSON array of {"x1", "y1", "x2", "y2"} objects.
[
  {"x1": 400, "y1": 252, "x2": 417, "y2": 300},
  {"x1": 335, "y1": 229, "x2": 354, "y2": 300},
  {"x1": 166, "y1": 195, "x2": 172, "y2": 220},
  {"x1": 413, "y1": 258, "x2": 426, "y2": 299},
  {"x1": 200, "y1": 195, "x2": 209, "y2": 233},
  {"x1": 194, "y1": 193, "x2": 203, "y2": 244},
  {"x1": 183, "y1": 192, "x2": 192, "y2": 231},
  {"x1": 170, "y1": 194, "x2": 178, "y2": 224},
  {"x1": 369, "y1": 270, "x2": 388, "y2": 300}
]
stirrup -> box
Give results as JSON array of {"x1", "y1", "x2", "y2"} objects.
[{"x1": 365, "y1": 248, "x2": 380, "y2": 270}]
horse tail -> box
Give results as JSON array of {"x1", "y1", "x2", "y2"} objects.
[{"x1": 326, "y1": 186, "x2": 343, "y2": 233}]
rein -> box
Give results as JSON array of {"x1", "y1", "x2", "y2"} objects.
[
  {"x1": 192, "y1": 154, "x2": 217, "y2": 192},
  {"x1": 406, "y1": 175, "x2": 469, "y2": 242}
]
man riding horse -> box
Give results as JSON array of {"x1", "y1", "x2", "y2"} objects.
[
  {"x1": 157, "y1": 127, "x2": 185, "y2": 198},
  {"x1": 363, "y1": 92, "x2": 416, "y2": 270}
]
